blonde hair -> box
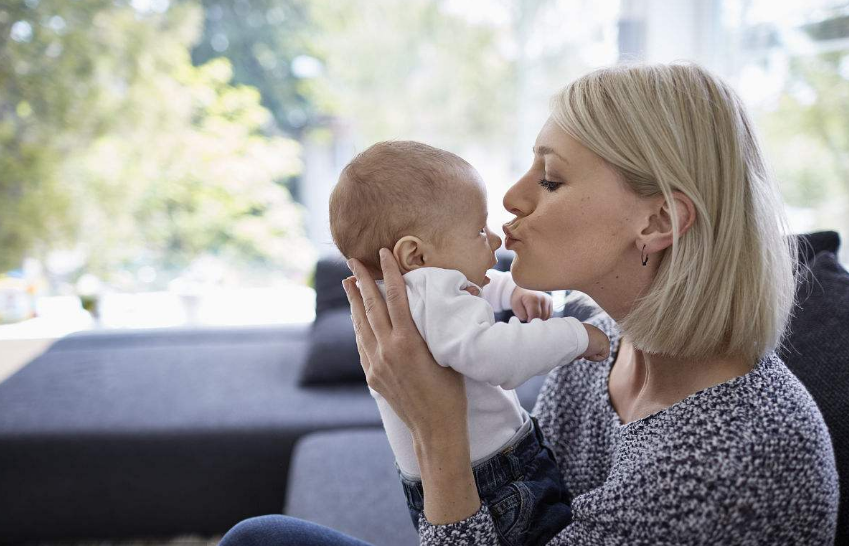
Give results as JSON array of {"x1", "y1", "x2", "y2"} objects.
[
  {"x1": 551, "y1": 62, "x2": 803, "y2": 364},
  {"x1": 329, "y1": 140, "x2": 471, "y2": 277}
]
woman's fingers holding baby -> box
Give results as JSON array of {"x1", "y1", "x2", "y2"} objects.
[
  {"x1": 378, "y1": 248, "x2": 416, "y2": 333},
  {"x1": 343, "y1": 264, "x2": 465, "y2": 438},
  {"x1": 346, "y1": 257, "x2": 392, "y2": 341},
  {"x1": 342, "y1": 277, "x2": 375, "y2": 376}
]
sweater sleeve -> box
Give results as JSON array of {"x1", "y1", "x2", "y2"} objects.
[
  {"x1": 418, "y1": 505, "x2": 596, "y2": 545},
  {"x1": 418, "y1": 505, "x2": 501, "y2": 546},
  {"x1": 420, "y1": 269, "x2": 588, "y2": 390},
  {"x1": 479, "y1": 269, "x2": 516, "y2": 313}
]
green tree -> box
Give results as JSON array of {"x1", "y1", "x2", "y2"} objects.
[
  {"x1": 190, "y1": 0, "x2": 319, "y2": 137},
  {"x1": 0, "y1": 0, "x2": 314, "y2": 287}
]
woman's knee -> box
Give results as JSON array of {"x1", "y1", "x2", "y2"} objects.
[
  {"x1": 219, "y1": 514, "x2": 371, "y2": 546},
  {"x1": 219, "y1": 515, "x2": 293, "y2": 546}
]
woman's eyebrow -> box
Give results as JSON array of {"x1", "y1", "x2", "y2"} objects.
[{"x1": 533, "y1": 145, "x2": 569, "y2": 164}]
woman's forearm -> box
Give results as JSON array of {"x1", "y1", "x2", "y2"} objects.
[{"x1": 413, "y1": 425, "x2": 481, "y2": 525}]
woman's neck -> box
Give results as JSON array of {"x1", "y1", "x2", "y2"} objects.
[{"x1": 610, "y1": 335, "x2": 756, "y2": 424}]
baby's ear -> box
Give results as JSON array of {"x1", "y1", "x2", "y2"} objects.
[{"x1": 393, "y1": 236, "x2": 426, "y2": 274}]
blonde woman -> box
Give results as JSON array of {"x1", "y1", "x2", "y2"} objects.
[{"x1": 221, "y1": 63, "x2": 839, "y2": 545}]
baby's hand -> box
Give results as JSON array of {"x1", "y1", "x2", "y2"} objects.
[
  {"x1": 510, "y1": 287, "x2": 553, "y2": 322},
  {"x1": 581, "y1": 324, "x2": 611, "y2": 362}
]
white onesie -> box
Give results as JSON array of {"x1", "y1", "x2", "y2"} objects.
[{"x1": 369, "y1": 267, "x2": 589, "y2": 478}]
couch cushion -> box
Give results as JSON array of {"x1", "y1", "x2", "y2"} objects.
[
  {"x1": 299, "y1": 309, "x2": 363, "y2": 386},
  {"x1": 314, "y1": 258, "x2": 352, "y2": 318},
  {"x1": 778, "y1": 250, "x2": 849, "y2": 542},
  {"x1": 796, "y1": 230, "x2": 841, "y2": 263},
  {"x1": 284, "y1": 428, "x2": 419, "y2": 546}
]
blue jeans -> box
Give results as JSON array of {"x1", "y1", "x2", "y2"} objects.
[
  {"x1": 398, "y1": 415, "x2": 572, "y2": 546},
  {"x1": 219, "y1": 514, "x2": 373, "y2": 546}
]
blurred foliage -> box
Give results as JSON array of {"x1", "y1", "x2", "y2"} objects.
[
  {"x1": 306, "y1": 0, "x2": 516, "y2": 149},
  {"x1": 191, "y1": 0, "x2": 318, "y2": 136},
  {"x1": 189, "y1": 0, "x2": 520, "y2": 148},
  {"x1": 0, "y1": 0, "x2": 315, "y2": 288},
  {"x1": 761, "y1": 52, "x2": 849, "y2": 208}
]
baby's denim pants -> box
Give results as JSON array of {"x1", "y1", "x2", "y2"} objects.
[{"x1": 397, "y1": 415, "x2": 572, "y2": 546}]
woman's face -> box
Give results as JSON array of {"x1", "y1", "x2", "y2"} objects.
[{"x1": 502, "y1": 117, "x2": 651, "y2": 300}]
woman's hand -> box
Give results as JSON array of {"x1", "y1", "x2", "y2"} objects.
[
  {"x1": 343, "y1": 248, "x2": 482, "y2": 525},
  {"x1": 342, "y1": 248, "x2": 467, "y2": 441}
]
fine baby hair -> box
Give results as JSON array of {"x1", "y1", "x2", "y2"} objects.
[{"x1": 329, "y1": 140, "x2": 472, "y2": 278}]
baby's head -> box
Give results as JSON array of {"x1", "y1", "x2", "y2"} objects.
[{"x1": 329, "y1": 140, "x2": 502, "y2": 286}]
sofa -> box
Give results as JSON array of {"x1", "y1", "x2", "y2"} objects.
[{"x1": 0, "y1": 231, "x2": 846, "y2": 544}]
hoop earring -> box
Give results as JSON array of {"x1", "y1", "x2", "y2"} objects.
[{"x1": 641, "y1": 244, "x2": 648, "y2": 266}]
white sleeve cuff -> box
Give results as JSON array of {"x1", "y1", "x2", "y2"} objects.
[
  {"x1": 499, "y1": 274, "x2": 517, "y2": 312},
  {"x1": 565, "y1": 316, "x2": 589, "y2": 356}
]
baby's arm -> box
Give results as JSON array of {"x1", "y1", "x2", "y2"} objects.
[
  {"x1": 423, "y1": 272, "x2": 589, "y2": 390},
  {"x1": 479, "y1": 269, "x2": 516, "y2": 313}
]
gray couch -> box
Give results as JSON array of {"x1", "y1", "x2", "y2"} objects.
[{"x1": 0, "y1": 231, "x2": 846, "y2": 544}]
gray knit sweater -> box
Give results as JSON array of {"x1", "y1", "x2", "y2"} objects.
[{"x1": 419, "y1": 312, "x2": 840, "y2": 545}]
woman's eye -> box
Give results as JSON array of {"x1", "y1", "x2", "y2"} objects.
[{"x1": 538, "y1": 179, "x2": 562, "y2": 192}]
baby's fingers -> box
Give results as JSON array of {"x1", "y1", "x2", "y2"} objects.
[
  {"x1": 525, "y1": 299, "x2": 543, "y2": 321},
  {"x1": 513, "y1": 302, "x2": 528, "y2": 321},
  {"x1": 542, "y1": 297, "x2": 553, "y2": 320}
]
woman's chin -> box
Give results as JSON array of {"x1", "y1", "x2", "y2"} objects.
[
  {"x1": 511, "y1": 257, "x2": 566, "y2": 292},
  {"x1": 510, "y1": 259, "x2": 543, "y2": 291}
]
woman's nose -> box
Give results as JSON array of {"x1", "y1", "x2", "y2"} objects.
[{"x1": 503, "y1": 174, "x2": 534, "y2": 218}]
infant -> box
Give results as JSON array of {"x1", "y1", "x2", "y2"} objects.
[{"x1": 329, "y1": 141, "x2": 609, "y2": 546}]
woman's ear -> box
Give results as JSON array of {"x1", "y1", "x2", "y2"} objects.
[
  {"x1": 640, "y1": 191, "x2": 696, "y2": 253},
  {"x1": 393, "y1": 236, "x2": 427, "y2": 274}
]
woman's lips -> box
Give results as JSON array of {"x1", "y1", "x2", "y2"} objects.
[{"x1": 503, "y1": 224, "x2": 521, "y2": 249}]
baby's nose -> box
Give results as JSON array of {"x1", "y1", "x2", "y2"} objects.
[{"x1": 491, "y1": 233, "x2": 503, "y2": 250}]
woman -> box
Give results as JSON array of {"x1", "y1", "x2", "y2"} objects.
[{"x1": 221, "y1": 62, "x2": 839, "y2": 545}]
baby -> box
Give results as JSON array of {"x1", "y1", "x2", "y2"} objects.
[{"x1": 329, "y1": 141, "x2": 610, "y2": 546}]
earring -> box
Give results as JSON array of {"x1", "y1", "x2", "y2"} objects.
[{"x1": 641, "y1": 244, "x2": 648, "y2": 266}]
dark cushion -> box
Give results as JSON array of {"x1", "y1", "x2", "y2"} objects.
[
  {"x1": 778, "y1": 249, "x2": 849, "y2": 543},
  {"x1": 796, "y1": 230, "x2": 841, "y2": 264},
  {"x1": 314, "y1": 258, "x2": 351, "y2": 317},
  {"x1": 299, "y1": 309, "x2": 363, "y2": 385}
]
